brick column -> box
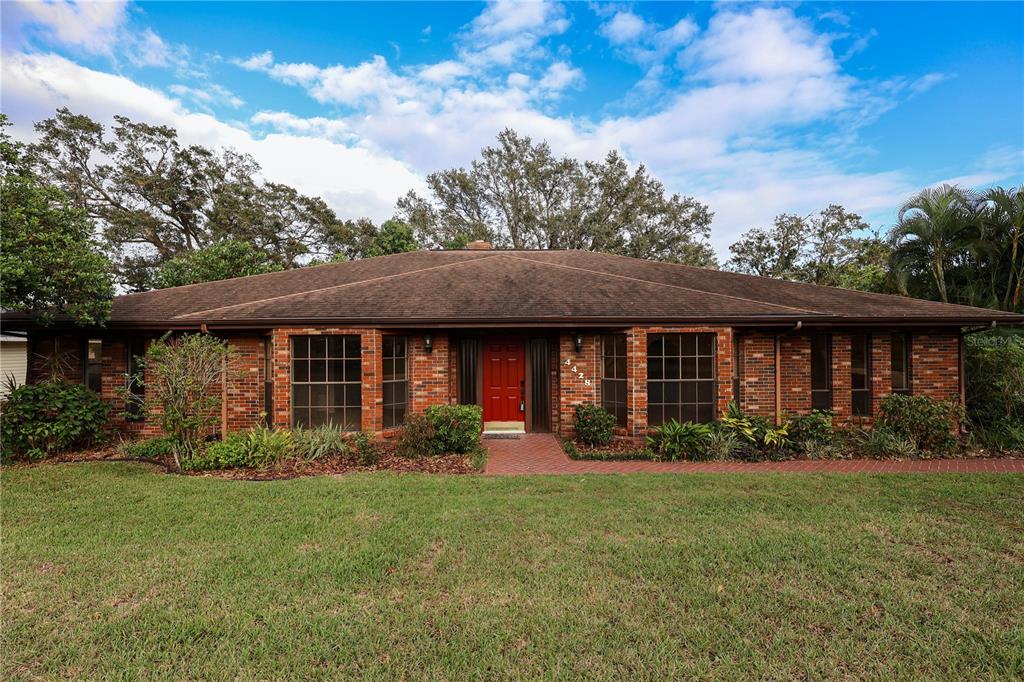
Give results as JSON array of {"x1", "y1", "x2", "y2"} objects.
[
  {"x1": 408, "y1": 332, "x2": 450, "y2": 415},
  {"x1": 831, "y1": 333, "x2": 852, "y2": 422},
  {"x1": 626, "y1": 327, "x2": 648, "y2": 437},
  {"x1": 715, "y1": 327, "x2": 735, "y2": 417},
  {"x1": 871, "y1": 334, "x2": 892, "y2": 418},
  {"x1": 361, "y1": 330, "x2": 382, "y2": 432},
  {"x1": 780, "y1": 334, "x2": 812, "y2": 416},
  {"x1": 558, "y1": 332, "x2": 599, "y2": 438},
  {"x1": 740, "y1": 332, "x2": 776, "y2": 418}
]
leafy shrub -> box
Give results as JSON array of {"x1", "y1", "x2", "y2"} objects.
[
  {"x1": 425, "y1": 404, "x2": 482, "y2": 453},
  {"x1": 574, "y1": 403, "x2": 617, "y2": 446},
  {"x1": 801, "y1": 438, "x2": 848, "y2": 460},
  {"x1": 292, "y1": 425, "x2": 349, "y2": 461},
  {"x1": 702, "y1": 430, "x2": 740, "y2": 461},
  {"x1": 788, "y1": 411, "x2": 835, "y2": 446},
  {"x1": 0, "y1": 381, "x2": 109, "y2": 460},
  {"x1": 719, "y1": 402, "x2": 790, "y2": 451},
  {"x1": 965, "y1": 333, "x2": 1024, "y2": 452},
  {"x1": 395, "y1": 414, "x2": 439, "y2": 458},
  {"x1": 120, "y1": 435, "x2": 180, "y2": 461},
  {"x1": 876, "y1": 394, "x2": 964, "y2": 454},
  {"x1": 646, "y1": 419, "x2": 712, "y2": 461},
  {"x1": 140, "y1": 333, "x2": 239, "y2": 468},
  {"x1": 854, "y1": 427, "x2": 919, "y2": 459},
  {"x1": 351, "y1": 431, "x2": 380, "y2": 466},
  {"x1": 185, "y1": 433, "x2": 249, "y2": 471},
  {"x1": 243, "y1": 425, "x2": 293, "y2": 465}
]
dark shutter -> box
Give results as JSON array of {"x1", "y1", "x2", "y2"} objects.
[
  {"x1": 529, "y1": 338, "x2": 550, "y2": 431},
  {"x1": 458, "y1": 338, "x2": 479, "y2": 405}
]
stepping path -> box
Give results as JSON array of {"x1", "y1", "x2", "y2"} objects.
[{"x1": 483, "y1": 434, "x2": 1024, "y2": 475}]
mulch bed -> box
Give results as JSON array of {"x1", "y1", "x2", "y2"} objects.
[{"x1": 10, "y1": 443, "x2": 477, "y2": 480}]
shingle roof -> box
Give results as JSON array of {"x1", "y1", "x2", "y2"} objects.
[{"x1": 10, "y1": 249, "x2": 1024, "y2": 328}]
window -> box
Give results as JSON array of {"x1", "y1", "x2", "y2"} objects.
[
  {"x1": 382, "y1": 336, "x2": 408, "y2": 429},
  {"x1": 647, "y1": 333, "x2": 716, "y2": 426},
  {"x1": 85, "y1": 339, "x2": 102, "y2": 393},
  {"x1": 891, "y1": 333, "x2": 912, "y2": 395},
  {"x1": 601, "y1": 335, "x2": 627, "y2": 427},
  {"x1": 291, "y1": 335, "x2": 361, "y2": 429},
  {"x1": 810, "y1": 335, "x2": 832, "y2": 410},
  {"x1": 125, "y1": 338, "x2": 145, "y2": 420},
  {"x1": 851, "y1": 333, "x2": 872, "y2": 416}
]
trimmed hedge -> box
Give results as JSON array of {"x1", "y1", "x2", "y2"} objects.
[{"x1": 0, "y1": 381, "x2": 109, "y2": 461}]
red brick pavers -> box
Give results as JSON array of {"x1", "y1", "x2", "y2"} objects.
[{"x1": 483, "y1": 434, "x2": 1024, "y2": 475}]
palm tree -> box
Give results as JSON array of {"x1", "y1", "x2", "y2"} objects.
[
  {"x1": 891, "y1": 184, "x2": 978, "y2": 303},
  {"x1": 980, "y1": 185, "x2": 1024, "y2": 311}
]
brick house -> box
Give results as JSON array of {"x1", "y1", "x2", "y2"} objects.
[{"x1": 6, "y1": 244, "x2": 1023, "y2": 441}]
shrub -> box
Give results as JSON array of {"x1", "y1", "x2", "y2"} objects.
[
  {"x1": 702, "y1": 430, "x2": 740, "y2": 461},
  {"x1": 351, "y1": 431, "x2": 380, "y2": 466},
  {"x1": 395, "y1": 414, "x2": 439, "y2": 458},
  {"x1": 646, "y1": 419, "x2": 712, "y2": 461},
  {"x1": 0, "y1": 381, "x2": 109, "y2": 460},
  {"x1": 854, "y1": 427, "x2": 919, "y2": 459},
  {"x1": 186, "y1": 433, "x2": 249, "y2": 471},
  {"x1": 574, "y1": 403, "x2": 617, "y2": 446},
  {"x1": 292, "y1": 425, "x2": 349, "y2": 461},
  {"x1": 788, "y1": 411, "x2": 835, "y2": 446},
  {"x1": 424, "y1": 404, "x2": 482, "y2": 453},
  {"x1": 876, "y1": 394, "x2": 964, "y2": 454},
  {"x1": 139, "y1": 333, "x2": 239, "y2": 469},
  {"x1": 719, "y1": 402, "x2": 790, "y2": 451},
  {"x1": 120, "y1": 435, "x2": 180, "y2": 461},
  {"x1": 243, "y1": 425, "x2": 293, "y2": 466},
  {"x1": 964, "y1": 333, "x2": 1024, "y2": 452}
]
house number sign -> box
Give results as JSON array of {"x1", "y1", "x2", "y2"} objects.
[{"x1": 563, "y1": 358, "x2": 592, "y2": 386}]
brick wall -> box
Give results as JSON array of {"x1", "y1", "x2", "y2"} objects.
[
  {"x1": 779, "y1": 335, "x2": 811, "y2": 416},
  {"x1": 557, "y1": 332, "x2": 600, "y2": 439},
  {"x1": 740, "y1": 333, "x2": 776, "y2": 418},
  {"x1": 911, "y1": 332, "x2": 960, "y2": 402},
  {"x1": 408, "y1": 333, "x2": 451, "y2": 415}
]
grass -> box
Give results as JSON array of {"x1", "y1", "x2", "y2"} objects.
[{"x1": 3, "y1": 463, "x2": 1023, "y2": 680}]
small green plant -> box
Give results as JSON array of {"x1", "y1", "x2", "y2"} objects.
[
  {"x1": 719, "y1": 401, "x2": 787, "y2": 450},
  {"x1": 876, "y1": 394, "x2": 964, "y2": 455},
  {"x1": 702, "y1": 429, "x2": 740, "y2": 461},
  {"x1": 243, "y1": 425, "x2": 293, "y2": 466},
  {"x1": 351, "y1": 431, "x2": 380, "y2": 466},
  {"x1": 424, "y1": 404, "x2": 482, "y2": 453},
  {"x1": 185, "y1": 433, "x2": 249, "y2": 471},
  {"x1": 788, "y1": 411, "x2": 835, "y2": 444},
  {"x1": 291, "y1": 425, "x2": 349, "y2": 461},
  {"x1": 646, "y1": 419, "x2": 712, "y2": 461},
  {"x1": 120, "y1": 435, "x2": 180, "y2": 461},
  {"x1": 855, "y1": 427, "x2": 919, "y2": 459},
  {"x1": 574, "y1": 403, "x2": 617, "y2": 446},
  {"x1": 395, "y1": 414, "x2": 439, "y2": 458},
  {"x1": 469, "y1": 444, "x2": 488, "y2": 471},
  {"x1": 0, "y1": 381, "x2": 109, "y2": 461}
]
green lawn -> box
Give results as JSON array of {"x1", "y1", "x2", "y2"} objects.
[{"x1": 3, "y1": 464, "x2": 1023, "y2": 680}]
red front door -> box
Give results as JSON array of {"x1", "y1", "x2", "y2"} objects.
[{"x1": 482, "y1": 338, "x2": 526, "y2": 422}]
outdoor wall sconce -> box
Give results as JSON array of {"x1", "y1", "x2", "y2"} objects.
[
  {"x1": 573, "y1": 331, "x2": 583, "y2": 353},
  {"x1": 424, "y1": 333, "x2": 434, "y2": 353}
]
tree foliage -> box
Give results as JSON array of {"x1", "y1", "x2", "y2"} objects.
[
  {"x1": 29, "y1": 108, "x2": 347, "y2": 289},
  {"x1": 727, "y1": 204, "x2": 893, "y2": 292},
  {"x1": 395, "y1": 129, "x2": 716, "y2": 265},
  {"x1": 0, "y1": 115, "x2": 114, "y2": 325},
  {"x1": 151, "y1": 239, "x2": 283, "y2": 289}
]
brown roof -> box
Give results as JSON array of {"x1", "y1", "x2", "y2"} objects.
[{"x1": 9, "y1": 249, "x2": 1024, "y2": 329}]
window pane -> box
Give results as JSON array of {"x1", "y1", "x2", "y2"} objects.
[
  {"x1": 345, "y1": 360, "x2": 361, "y2": 383},
  {"x1": 310, "y1": 408, "x2": 329, "y2": 427},
  {"x1": 664, "y1": 335, "x2": 680, "y2": 356},
  {"x1": 310, "y1": 337, "x2": 327, "y2": 359},
  {"x1": 328, "y1": 359, "x2": 344, "y2": 382},
  {"x1": 344, "y1": 407, "x2": 361, "y2": 431},
  {"x1": 697, "y1": 357, "x2": 714, "y2": 379},
  {"x1": 811, "y1": 336, "x2": 830, "y2": 391},
  {"x1": 393, "y1": 358, "x2": 406, "y2": 381},
  {"x1": 664, "y1": 356, "x2": 680, "y2": 380},
  {"x1": 697, "y1": 380, "x2": 713, "y2": 404},
  {"x1": 293, "y1": 337, "x2": 309, "y2": 359},
  {"x1": 647, "y1": 335, "x2": 663, "y2": 355},
  {"x1": 681, "y1": 357, "x2": 696, "y2": 380},
  {"x1": 648, "y1": 358, "x2": 663, "y2": 380},
  {"x1": 292, "y1": 384, "x2": 309, "y2": 407},
  {"x1": 309, "y1": 360, "x2": 327, "y2": 382},
  {"x1": 328, "y1": 335, "x2": 344, "y2": 358},
  {"x1": 697, "y1": 334, "x2": 714, "y2": 356},
  {"x1": 310, "y1": 384, "x2": 328, "y2": 407},
  {"x1": 293, "y1": 359, "x2": 308, "y2": 382},
  {"x1": 344, "y1": 336, "x2": 360, "y2": 357}
]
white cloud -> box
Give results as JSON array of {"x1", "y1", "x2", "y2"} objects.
[
  {"x1": 537, "y1": 61, "x2": 583, "y2": 92},
  {"x1": 458, "y1": 0, "x2": 569, "y2": 67},
  {"x1": 169, "y1": 83, "x2": 244, "y2": 109},
  {"x1": 2, "y1": 52, "x2": 426, "y2": 222},
  {"x1": 601, "y1": 12, "x2": 648, "y2": 45},
  {"x1": 235, "y1": 50, "x2": 275, "y2": 71},
  {"x1": 417, "y1": 60, "x2": 470, "y2": 84},
  {"x1": 13, "y1": 0, "x2": 128, "y2": 56}
]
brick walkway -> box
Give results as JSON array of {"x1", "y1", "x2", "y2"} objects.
[{"x1": 483, "y1": 434, "x2": 1024, "y2": 475}]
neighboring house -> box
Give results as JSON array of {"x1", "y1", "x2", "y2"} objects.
[
  {"x1": 3, "y1": 244, "x2": 1022, "y2": 440},
  {"x1": 0, "y1": 334, "x2": 28, "y2": 397}
]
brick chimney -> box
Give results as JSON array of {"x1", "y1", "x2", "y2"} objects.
[{"x1": 466, "y1": 240, "x2": 492, "y2": 250}]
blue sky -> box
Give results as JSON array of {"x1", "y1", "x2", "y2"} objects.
[{"x1": 2, "y1": 1, "x2": 1022, "y2": 256}]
